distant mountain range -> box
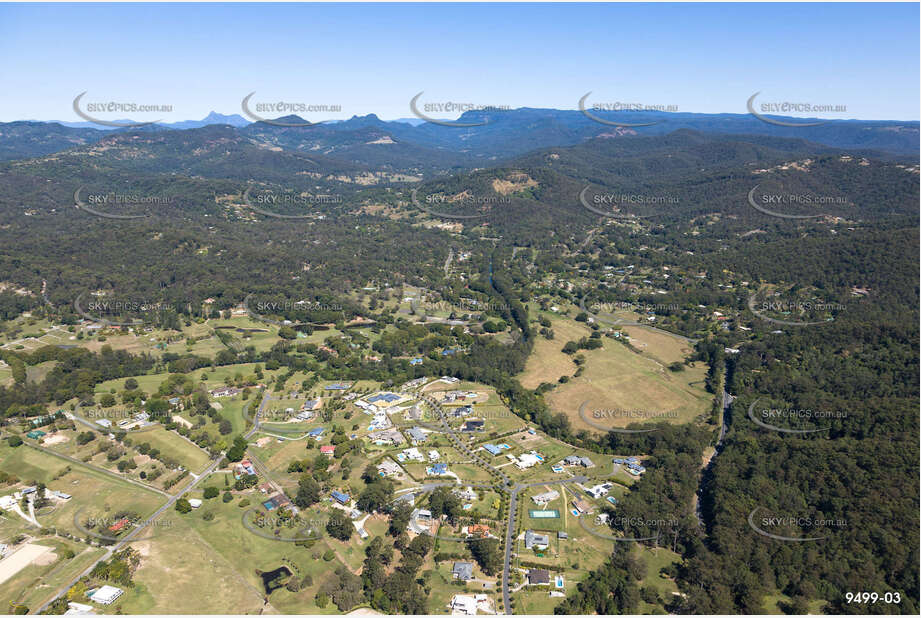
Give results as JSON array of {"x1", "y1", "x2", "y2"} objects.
[
  {"x1": 37, "y1": 111, "x2": 252, "y2": 130},
  {"x1": 2, "y1": 108, "x2": 918, "y2": 166}
]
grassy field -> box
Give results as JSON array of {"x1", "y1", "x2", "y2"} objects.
[
  {"x1": 520, "y1": 312, "x2": 589, "y2": 389},
  {"x1": 621, "y1": 325, "x2": 695, "y2": 365},
  {"x1": 123, "y1": 497, "x2": 372, "y2": 614},
  {"x1": 0, "y1": 444, "x2": 164, "y2": 539},
  {"x1": 537, "y1": 326, "x2": 709, "y2": 435},
  {"x1": 0, "y1": 540, "x2": 105, "y2": 611},
  {"x1": 129, "y1": 427, "x2": 211, "y2": 473},
  {"x1": 25, "y1": 360, "x2": 58, "y2": 384},
  {"x1": 114, "y1": 513, "x2": 270, "y2": 614}
]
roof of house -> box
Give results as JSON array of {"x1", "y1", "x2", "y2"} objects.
[
  {"x1": 307, "y1": 427, "x2": 326, "y2": 436},
  {"x1": 90, "y1": 585, "x2": 124, "y2": 605},
  {"x1": 525, "y1": 529, "x2": 550, "y2": 548},
  {"x1": 483, "y1": 444, "x2": 502, "y2": 455},
  {"x1": 407, "y1": 427, "x2": 427, "y2": 442},
  {"x1": 331, "y1": 490, "x2": 350, "y2": 503},
  {"x1": 528, "y1": 569, "x2": 551, "y2": 585},
  {"x1": 452, "y1": 561, "x2": 474, "y2": 579},
  {"x1": 368, "y1": 392, "x2": 401, "y2": 403}
]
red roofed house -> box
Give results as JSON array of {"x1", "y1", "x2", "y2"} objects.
[
  {"x1": 320, "y1": 445, "x2": 336, "y2": 456},
  {"x1": 108, "y1": 518, "x2": 130, "y2": 532}
]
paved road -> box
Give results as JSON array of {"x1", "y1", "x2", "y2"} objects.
[
  {"x1": 695, "y1": 366, "x2": 732, "y2": 529},
  {"x1": 245, "y1": 390, "x2": 271, "y2": 439},
  {"x1": 421, "y1": 394, "x2": 512, "y2": 488},
  {"x1": 35, "y1": 455, "x2": 222, "y2": 614},
  {"x1": 33, "y1": 391, "x2": 260, "y2": 614}
]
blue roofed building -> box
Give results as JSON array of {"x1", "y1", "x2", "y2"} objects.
[
  {"x1": 331, "y1": 491, "x2": 350, "y2": 504},
  {"x1": 483, "y1": 444, "x2": 502, "y2": 456},
  {"x1": 368, "y1": 392, "x2": 401, "y2": 404}
]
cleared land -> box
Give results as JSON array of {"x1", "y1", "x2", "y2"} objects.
[{"x1": 523, "y1": 314, "x2": 710, "y2": 434}]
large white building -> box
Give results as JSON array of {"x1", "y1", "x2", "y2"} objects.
[{"x1": 90, "y1": 585, "x2": 124, "y2": 605}]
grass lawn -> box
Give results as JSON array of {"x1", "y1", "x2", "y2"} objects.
[
  {"x1": 0, "y1": 540, "x2": 106, "y2": 611},
  {"x1": 621, "y1": 325, "x2": 695, "y2": 366},
  {"x1": 0, "y1": 444, "x2": 165, "y2": 539},
  {"x1": 519, "y1": 311, "x2": 589, "y2": 389},
  {"x1": 127, "y1": 427, "x2": 210, "y2": 473},
  {"x1": 513, "y1": 586, "x2": 562, "y2": 614},
  {"x1": 545, "y1": 339, "x2": 709, "y2": 435},
  {"x1": 113, "y1": 512, "x2": 269, "y2": 614},
  {"x1": 633, "y1": 545, "x2": 681, "y2": 599}
]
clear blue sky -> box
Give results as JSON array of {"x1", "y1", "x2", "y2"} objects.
[{"x1": 0, "y1": 2, "x2": 917, "y2": 122}]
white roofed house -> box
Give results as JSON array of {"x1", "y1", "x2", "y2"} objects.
[
  {"x1": 89, "y1": 585, "x2": 124, "y2": 605},
  {"x1": 531, "y1": 489, "x2": 560, "y2": 506}
]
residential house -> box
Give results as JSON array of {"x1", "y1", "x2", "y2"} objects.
[
  {"x1": 562, "y1": 455, "x2": 594, "y2": 467},
  {"x1": 210, "y1": 386, "x2": 240, "y2": 398},
  {"x1": 524, "y1": 530, "x2": 550, "y2": 550},
  {"x1": 531, "y1": 490, "x2": 560, "y2": 506},
  {"x1": 377, "y1": 459, "x2": 403, "y2": 478},
  {"x1": 369, "y1": 428, "x2": 405, "y2": 446},
  {"x1": 427, "y1": 463, "x2": 448, "y2": 476},
  {"x1": 461, "y1": 420, "x2": 484, "y2": 432},
  {"x1": 586, "y1": 483, "x2": 612, "y2": 499},
  {"x1": 527, "y1": 569, "x2": 551, "y2": 586},
  {"x1": 406, "y1": 426, "x2": 427, "y2": 445},
  {"x1": 515, "y1": 452, "x2": 541, "y2": 469},
  {"x1": 452, "y1": 562, "x2": 474, "y2": 581}
]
